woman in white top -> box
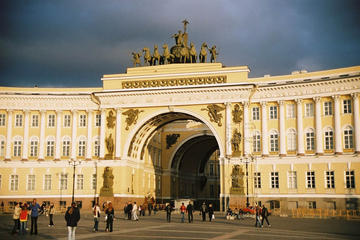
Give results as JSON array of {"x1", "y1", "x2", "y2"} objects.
[
  {"x1": 132, "y1": 202, "x2": 138, "y2": 221},
  {"x1": 92, "y1": 203, "x2": 101, "y2": 232}
]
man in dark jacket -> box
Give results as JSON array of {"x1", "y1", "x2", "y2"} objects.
[
  {"x1": 186, "y1": 202, "x2": 194, "y2": 223},
  {"x1": 126, "y1": 201, "x2": 133, "y2": 220},
  {"x1": 165, "y1": 203, "x2": 172, "y2": 222},
  {"x1": 29, "y1": 198, "x2": 41, "y2": 235},
  {"x1": 261, "y1": 205, "x2": 271, "y2": 227},
  {"x1": 200, "y1": 202, "x2": 207, "y2": 221},
  {"x1": 65, "y1": 202, "x2": 80, "y2": 240}
]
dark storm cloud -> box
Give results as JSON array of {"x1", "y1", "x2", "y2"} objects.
[{"x1": 0, "y1": 0, "x2": 359, "y2": 87}]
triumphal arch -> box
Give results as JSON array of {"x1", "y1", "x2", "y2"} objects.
[{"x1": 1, "y1": 21, "x2": 359, "y2": 212}]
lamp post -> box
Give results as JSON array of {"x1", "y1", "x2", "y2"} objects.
[
  {"x1": 242, "y1": 155, "x2": 256, "y2": 208},
  {"x1": 68, "y1": 159, "x2": 81, "y2": 203},
  {"x1": 93, "y1": 161, "x2": 98, "y2": 205}
]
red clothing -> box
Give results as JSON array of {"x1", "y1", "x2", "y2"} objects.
[
  {"x1": 180, "y1": 205, "x2": 186, "y2": 213},
  {"x1": 20, "y1": 209, "x2": 28, "y2": 222}
]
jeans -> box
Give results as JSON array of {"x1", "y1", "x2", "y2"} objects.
[
  {"x1": 67, "y1": 226, "x2": 76, "y2": 240},
  {"x1": 188, "y1": 212, "x2": 193, "y2": 222},
  {"x1": 93, "y1": 217, "x2": 99, "y2": 231},
  {"x1": 255, "y1": 215, "x2": 262, "y2": 227},
  {"x1": 166, "y1": 213, "x2": 171, "y2": 222},
  {"x1": 20, "y1": 221, "x2": 26, "y2": 235},
  {"x1": 31, "y1": 216, "x2": 38, "y2": 234},
  {"x1": 181, "y1": 212, "x2": 185, "y2": 222},
  {"x1": 261, "y1": 216, "x2": 270, "y2": 226},
  {"x1": 106, "y1": 217, "x2": 113, "y2": 232},
  {"x1": 49, "y1": 214, "x2": 54, "y2": 226},
  {"x1": 12, "y1": 219, "x2": 19, "y2": 233}
]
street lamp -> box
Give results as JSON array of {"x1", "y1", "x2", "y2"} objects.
[
  {"x1": 242, "y1": 155, "x2": 256, "y2": 207},
  {"x1": 93, "y1": 161, "x2": 98, "y2": 205},
  {"x1": 68, "y1": 159, "x2": 82, "y2": 203}
]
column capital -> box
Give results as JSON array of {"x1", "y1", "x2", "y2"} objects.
[
  {"x1": 115, "y1": 108, "x2": 122, "y2": 112},
  {"x1": 295, "y1": 98, "x2": 302, "y2": 105},
  {"x1": 277, "y1": 100, "x2": 285, "y2": 106},
  {"x1": 55, "y1": 110, "x2": 62, "y2": 114},
  {"x1": 242, "y1": 101, "x2": 250, "y2": 108},
  {"x1": 332, "y1": 95, "x2": 340, "y2": 101},
  {"x1": 23, "y1": 110, "x2": 31, "y2": 115},
  {"x1": 100, "y1": 108, "x2": 107, "y2": 114},
  {"x1": 6, "y1": 109, "x2": 13, "y2": 113},
  {"x1": 351, "y1": 92, "x2": 359, "y2": 99},
  {"x1": 85, "y1": 109, "x2": 94, "y2": 113},
  {"x1": 40, "y1": 110, "x2": 47, "y2": 114},
  {"x1": 71, "y1": 109, "x2": 78, "y2": 114},
  {"x1": 260, "y1": 101, "x2": 267, "y2": 107},
  {"x1": 225, "y1": 102, "x2": 232, "y2": 107},
  {"x1": 313, "y1": 97, "x2": 321, "y2": 103}
]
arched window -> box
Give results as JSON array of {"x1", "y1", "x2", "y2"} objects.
[
  {"x1": 30, "y1": 136, "x2": 39, "y2": 157},
  {"x1": 62, "y1": 136, "x2": 71, "y2": 157},
  {"x1": 269, "y1": 130, "x2": 279, "y2": 152},
  {"x1": 78, "y1": 136, "x2": 86, "y2": 157},
  {"x1": 344, "y1": 126, "x2": 353, "y2": 149},
  {"x1": 46, "y1": 136, "x2": 55, "y2": 157},
  {"x1": 306, "y1": 128, "x2": 315, "y2": 151},
  {"x1": 252, "y1": 131, "x2": 261, "y2": 152},
  {"x1": 324, "y1": 127, "x2": 334, "y2": 150},
  {"x1": 287, "y1": 129, "x2": 297, "y2": 151}
]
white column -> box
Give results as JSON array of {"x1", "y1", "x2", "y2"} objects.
[
  {"x1": 243, "y1": 102, "x2": 250, "y2": 156},
  {"x1": 55, "y1": 110, "x2": 62, "y2": 160},
  {"x1": 86, "y1": 110, "x2": 93, "y2": 160},
  {"x1": 352, "y1": 93, "x2": 360, "y2": 153},
  {"x1": 71, "y1": 110, "x2": 78, "y2": 159},
  {"x1": 333, "y1": 95, "x2": 342, "y2": 154},
  {"x1": 99, "y1": 109, "x2": 106, "y2": 159},
  {"x1": 296, "y1": 99, "x2": 305, "y2": 155},
  {"x1": 22, "y1": 110, "x2": 30, "y2": 160},
  {"x1": 115, "y1": 108, "x2": 122, "y2": 159},
  {"x1": 225, "y1": 102, "x2": 232, "y2": 157},
  {"x1": 261, "y1": 102, "x2": 269, "y2": 156},
  {"x1": 5, "y1": 110, "x2": 13, "y2": 160},
  {"x1": 39, "y1": 110, "x2": 46, "y2": 160},
  {"x1": 279, "y1": 101, "x2": 286, "y2": 156},
  {"x1": 314, "y1": 97, "x2": 323, "y2": 155}
]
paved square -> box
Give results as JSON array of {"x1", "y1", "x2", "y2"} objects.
[{"x1": 1, "y1": 212, "x2": 359, "y2": 239}]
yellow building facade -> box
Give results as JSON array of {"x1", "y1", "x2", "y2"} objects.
[{"x1": 0, "y1": 63, "x2": 359, "y2": 212}]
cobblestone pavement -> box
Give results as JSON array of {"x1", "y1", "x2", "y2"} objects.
[{"x1": 1, "y1": 212, "x2": 359, "y2": 240}]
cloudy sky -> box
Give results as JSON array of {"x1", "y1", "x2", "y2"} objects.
[{"x1": 1, "y1": 0, "x2": 359, "y2": 87}]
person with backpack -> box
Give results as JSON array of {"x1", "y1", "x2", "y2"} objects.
[
  {"x1": 65, "y1": 202, "x2": 80, "y2": 240},
  {"x1": 261, "y1": 205, "x2": 271, "y2": 227},
  {"x1": 92, "y1": 203, "x2": 101, "y2": 232}
]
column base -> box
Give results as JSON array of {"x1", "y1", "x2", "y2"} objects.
[
  {"x1": 297, "y1": 153, "x2": 305, "y2": 156},
  {"x1": 21, "y1": 158, "x2": 28, "y2": 161},
  {"x1": 85, "y1": 158, "x2": 92, "y2": 161},
  {"x1": 316, "y1": 152, "x2": 324, "y2": 156},
  {"x1": 279, "y1": 154, "x2": 286, "y2": 157},
  {"x1": 115, "y1": 157, "x2": 121, "y2": 160},
  {"x1": 4, "y1": 158, "x2": 11, "y2": 162},
  {"x1": 335, "y1": 152, "x2": 343, "y2": 155},
  {"x1": 37, "y1": 158, "x2": 44, "y2": 162},
  {"x1": 99, "y1": 157, "x2": 105, "y2": 160},
  {"x1": 262, "y1": 154, "x2": 269, "y2": 157},
  {"x1": 355, "y1": 151, "x2": 360, "y2": 154},
  {"x1": 53, "y1": 158, "x2": 60, "y2": 161}
]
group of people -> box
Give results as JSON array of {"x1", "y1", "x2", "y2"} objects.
[{"x1": 254, "y1": 204, "x2": 271, "y2": 228}]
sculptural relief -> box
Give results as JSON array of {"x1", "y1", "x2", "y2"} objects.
[
  {"x1": 166, "y1": 134, "x2": 180, "y2": 149},
  {"x1": 100, "y1": 167, "x2": 114, "y2": 197},
  {"x1": 201, "y1": 104, "x2": 225, "y2": 126},
  {"x1": 231, "y1": 165, "x2": 244, "y2": 194},
  {"x1": 231, "y1": 129, "x2": 242, "y2": 155},
  {"x1": 122, "y1": 109, "x2": 144, "y2": 130},
  {"x1": 105, "y1": 133, "x2": 114, "y2": 158},
  {"x1": 107, "y1": 110, "x2": 116, "y2": 128},
  {"x1": 232, "y1": 104, "x2": 243, "y2": 123}
]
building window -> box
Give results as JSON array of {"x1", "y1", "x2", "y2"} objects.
[
  {"x1": 324, "y1": 101, "x2": 333, "y2": 116},
  {"x1": 344, "y1": 126, "x2": 353, "y2": 149},
  {"x1": 76, "y1": 174, "x2": 84, "y2": 190},
  {"x1": 27, "y1": 175, "x2": 35, "y2": 191},
  {"x1": 324, "y1": 128, "x2": 334, "y2": 150},
  {"x1": 326, "y1": 171, "x2": 335, "y2": 189},
  {"x1": 46, "y1": 140, "x2": 55, "y2": 157},
  {"x1": 288, "y1": 171, "x2": 297, "y2": 189},
  {"x1": 210, "y1": 184, "x2": 214, "y2": 197},
  {"x1": 92, "y1": 174, "x2": 97, "y2": 190},
  {"x1": 0, "y1": 114, "x2": 5, "y2": 126},
  {"x1": 287, "y1": 104, "x2": 295, "y2": 118},
  {"x1": 343, "y1": 99, "x2": 352, "y2": 114},
  {"x1": 287, "y1": 129, "x2": 297, "y2": 151},
  {"x1": 44, "y1": 174, "x2": 51, "y2": 190},
  {"x1": 271, "y1": 172, "x2": 279, "y2": 189},
  {"x1": 10, "y1": 175, "x2": 19, "y2": 191},
  {"x1": 345, "y1": 170, "x2": 355, "y2": 189},
  {"x1": 48, "y1": 114, "x2": 55, "y2": 127},
  {"x1": 31, "y1": 115, "x2": 39, "y2": 127},
  {"x1": 308, "y1": 201, "x2": 316, "y2": 209},
  {"x1": 13, "y1": 140, "x2": 22, "y2": 157},
  {"x1": 209, "y1": 163, "x2": 214, "y2": 176},
  {"x1": 270, "y1": 131, "x2": 278, "y2": 152},
  {"x1": 0, "y1": 140, "x2": 5, "y2": 157},
  {"x1": 306, "y1": 171, "x2": 315, "y2": 188},
  {"x1": 94, "y1": 140, "x2": 100, "y2": 157},
  {"x1": 79, "y1": 114, "x2": 86, "y2": 127},
  {"x1": 30, "y1": 139, "x2": 38, "y2": 157},
  {"x1": 60, "y1": 173, "x2": 68, "y2": 190},
  {"x1": 95, "y1": 114, "x2": 101, "y2": 127},
  {"x1": 252, "y1": 107, "x2": 260, "y2": 120},
  {"x1": 269, "y1": 106, "x2": 278, "y2": 119},
  {"x1": 64, "y1": 115, "x2": 71, "y2": 127},
  {"x1": 305, "y1": 103, "x2": 314, "y2": 117},
  {"x1": 306, "y1": 128, "x2": 315, "y2": 151},
  {"x1": 252, "y1": 131, "x2": 261, "y2": 152},
  {"x1": 62, "y1": 139, "x2": 70, "y2": 157},
  {"x1": 254, "y1": 172, "x2": 261, "y2": 188},
  {"x1": 15, "y1": 114, "x2": 23, "y2": 127},
  {"x1": 78, "y1": 140, "x2": 86, "y2": 157}
]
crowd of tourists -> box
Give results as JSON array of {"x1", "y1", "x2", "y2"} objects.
[{"x1": 10, "y1": 198, "x2": 271, "y2": 238}]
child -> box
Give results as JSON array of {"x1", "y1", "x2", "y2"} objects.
[{"x1": 19, "y1": 205, "x2": 28, "y2": 235}]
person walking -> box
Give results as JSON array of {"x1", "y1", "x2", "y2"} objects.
[
  {"x1": 92, "y1": 203, "x2": 101, "y2": 232},
  {"x1": 105, "y1": 202, "x2": 114, "y2": 232},
  {"x1": 12, "y1": 202, "x2": 21, "y2": 234},
  {"x1": 148, "y1": 202, "x2": 153, "y2": 216},
  {"x1": 180, "y1": 203, "x2": 186, "y2": 223},
  {"x1": 132, "y1": 201, "x2": 138, "y2": 221},
  {"x1": 126, "y1": 201, "x2": 133, "y2": 220},
  {"x1": 254, "y1": 204, "x2": 262, "y2": 228},
  {"x1": 200, "y1": 202, "x2": 207, "y2": 221},
  {"x1": 186, "y1": 201, "x2": 194, "y2": 223},
  {"x1": 208, "y1": 204, "x2": 214, "y2": 222},
  {"x1": 261, "y1": 205, "x2": 271, "y2": 227},
  {"x1": 48, "y1": 203, "x2": 55, "y2": 227},
  {"x1": 65, "y1": 202, "x2": 80, "y2": 240},
  {"x1": 19, "y1": 205, "x2": 28, "y2": 235},
  {"x1": 165, "y1": 203, "x2": 172, "y2": 222},
  {"x1": 29, "y1": 198, "x2": 41, "y2": 235}
]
